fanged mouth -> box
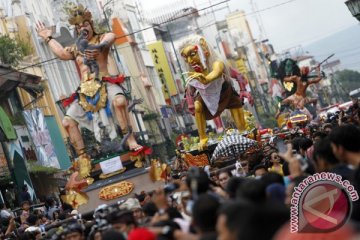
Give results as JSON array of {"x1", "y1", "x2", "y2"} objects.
[
  {"x1": 191, "y1": 64, "x2": 203, "y2": 72},
  {"x1": 81, "y1": 30, "x2": 89, "y2": 38}
]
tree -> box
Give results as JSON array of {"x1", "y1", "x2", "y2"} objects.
[
  {"x1": 333, "y1": 69, "x2": 360, "y2": 92},
  {"x1": 0, "y1": 35, "x2": 25, "y2": 66}
]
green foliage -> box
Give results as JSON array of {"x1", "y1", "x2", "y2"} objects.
[
  {"x1": 15, "y1": 33, "x2": 34, "y2": 57},
  {"x1": 151, "y1": 138, "x2": 176, "y2": 162},
  {"x1": 142, "y1": 112, "x2": 159, "y2": 121},
  {"x1": 165, "y1": 137, "x2": 176, "y2": 159},
  {"x1": 0, "y1": 33, "x2": 32, "y2": 66},
  {"x1": 0, "y1": 173, "x2": 11, "y2": 187},
  {"x1": 333, "y1": 69, "x2": 360, "y2": 92},
  {"x1": 28, "y1": 161, "x2": 60, "y2": 175},
  {"x1": 259, "y1": 113, "x2": 277, "y2": 128},
  {"x1": 0, "y1": 35, "x2": 25, "y2": 66},
  {"x1": 151, "y1": 143, "x2": 167, "y2": 159}
]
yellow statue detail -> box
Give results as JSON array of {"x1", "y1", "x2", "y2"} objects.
[{"x1": 179, "y1": 36, "x2": 246, "y2": 150}]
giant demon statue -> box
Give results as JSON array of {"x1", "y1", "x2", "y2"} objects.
[
  {"x1": 36, "y1": 4, "x2": 143, "y2": 180},
  {"x1": 179, "y1": 36, "x2": 247, "y2": 150}
]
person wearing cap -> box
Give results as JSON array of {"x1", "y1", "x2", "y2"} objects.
[
  {"x1": 70, "y1": 210, "x2": 79, "y2": 216},
  {"x1": 120, "y1": 198, "x2": 146, "y2": 225}
]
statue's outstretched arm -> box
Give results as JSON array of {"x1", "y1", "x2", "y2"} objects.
[
  {"x1": 48, "y1": 40, "x2": 75, "y2": 60},
  {"x1": 308, "y1": 77, "x2": 322, "y2": 85},
  {"x1": 283, "y1": 75, "x2": 297, "y2": 82},
  {"x1": 36, "y1": 21, "x2": 74, "y2": 60},
  {"x1": 205, "y1": 60, "x2": 225, "y2": 83},
  {"x1": 99, "y1": 32, "x2": 116, "y2": 48},
  {"x1": 308, "y1": 66, "x2": 323, "y2": 84}
]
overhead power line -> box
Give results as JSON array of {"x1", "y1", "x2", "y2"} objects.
[
  {"x1": 0, "y1": 57, "x2": 57, "y2": 77},
  {"x1": 114, "y1": 0, "x2": 231, "y2": 40},
  {"x1": 0, "y1": 0, "x2": 230, "y2": 77},
  {"x1": 244, "y1": 0, "x2": 297, "y2": 16},
  {"x1": 0, "y1": 0, "x2": 299, "y2": 77}
]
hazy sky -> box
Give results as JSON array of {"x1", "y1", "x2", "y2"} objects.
[{"x1": 139, "y1": 0, "x2": 359, "y2": 53}]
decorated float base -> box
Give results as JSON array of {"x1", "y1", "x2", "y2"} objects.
[
  {"x1": 77, "y1": 167, "x2": 163, "y2": 213},
  {"x1": 183, "y1": 143, "x2": 218, "y2": 167},
  {"x1": 75, "y1": 151, "x2": 163, "y2": 213}
]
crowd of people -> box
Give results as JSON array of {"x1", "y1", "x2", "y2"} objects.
[{"x1": 1, "y1": 101, "x2": 360, "y2": 240}]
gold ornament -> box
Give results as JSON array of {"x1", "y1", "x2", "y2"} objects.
[
  {"x1": 61, "y1": 190, "x2": 89, "y2": 209},
  {"x1": 130, "y1": 155, "x2": 144, "y2": 168},
  {"x1": 78, "y1": 154, "x2": 92, "y2": 179},
  {"x1": 99, "y1": 168, "x2": 127, "y2": 179},
  {"x1": 62, "y1": 171, "x2": 91, "y2": 209},
  {"x1": 283, "y1": 82, "x2": 294, "y2": 92},
  {"x1": 64, "y1": 3, "x2": 93, "y2": 26},
  {"x1": 99, "y1": 181, "x2": 134, "y2": 201},
  {"x1": 149, "y1": 159, "x2": 163, "y2": 181},
  {"x1": 78, "y1": 82, "x2": 108, "y2": 113},
  {"x1": 80, "y1": 80, "x2": 101, "y2": 97},
  {"x1": 244, "y1": 110, "x2": 256, "y2": 131},
  {"x1": 183, "y1": 153, "x2": 208, "y2": 167},
  {"x1": 290, "y1": 114, "x2": 308, "y2": 124}
]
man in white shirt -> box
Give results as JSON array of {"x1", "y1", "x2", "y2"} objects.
[{"x1": 0, "y1": 203, "x2": 11, "y2": 219}]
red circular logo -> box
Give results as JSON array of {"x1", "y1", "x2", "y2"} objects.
[{"x1": 299, "y1": 181, "x2": 351, "y2": 232}]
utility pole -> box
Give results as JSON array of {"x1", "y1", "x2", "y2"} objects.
[
  {"x1": 250, "y1": 0, "x2": 267, "y2": 42},
  {"x1": 100, "y1": 0, "x2": 124, "y2": 72},
  {"x1": 158, "y1": 26, "x2": 185, "y2": 134},
  {"x1": 243, "y1": 48, "x2": 261, "y2": 121},
  {"x1": 166, "y1": 24, "x2": 186, "y2": 86},
  {"x1": 160, "y1": 8, "x2": 199, "y2": 133},
  {"x1": 241, "y1": 39, "x2": 267, "y2": 116},
  {"x1": 256, "y1": 40, "x2": 272, "y2": 113}
]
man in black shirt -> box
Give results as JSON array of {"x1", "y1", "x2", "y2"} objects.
[{"x1": 20, "y1": 185, "x2": 32, "y2": 204}]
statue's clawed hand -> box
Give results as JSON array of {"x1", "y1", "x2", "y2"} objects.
[
  {"x1": 189, "y1": 72, "x2": 208, "y2": 85},
  {"x1": 84, "y1": 49, "x2": 100, "y2": 60}
]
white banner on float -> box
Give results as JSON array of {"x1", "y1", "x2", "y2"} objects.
[{"x1": 99, "y1": 156, "x2": 123, "y2": 175}]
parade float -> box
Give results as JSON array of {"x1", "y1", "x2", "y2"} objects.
[
  {"x1": 178, "y1": 35, "x2": 251, "y2": 151},
  {"x1": 268, "y1": 54, "x2": 333, "y2": 128},
  {"x1": 173, "y1": 110, "x2": 261, "y2": 172},
  {"x1": 37, "y1": 4, "x2": 161, "y2": 213}
]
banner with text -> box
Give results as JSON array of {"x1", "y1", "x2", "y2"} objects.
[{"x1": 147, "y1": 41, "x2": 177, "y2": 102}]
